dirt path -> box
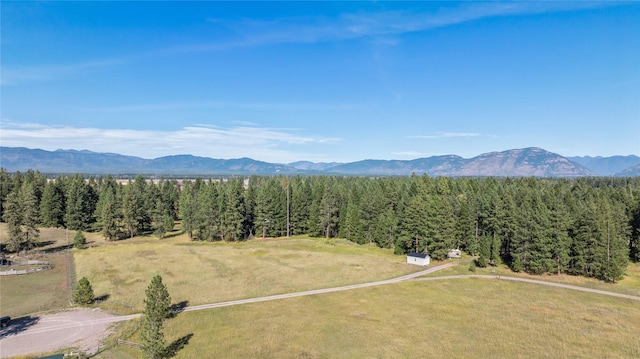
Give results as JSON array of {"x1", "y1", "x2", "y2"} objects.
[
  {"x1": 3, "y1": 262, "x2": 638, "y2": 358},
  {"x1": 413, "y1": 275, "x2": 640, "y2": 301},
  {"x1": 0, "y1": 307, "x2": 139, "y2": 358}
]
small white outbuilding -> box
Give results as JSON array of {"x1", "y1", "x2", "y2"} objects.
[{"x1": 407, "y1": 252, "x2": 430, "y2": 266}]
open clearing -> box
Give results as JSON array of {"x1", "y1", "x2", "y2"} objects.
[
  {"x1": 100, "y1": 278, "x2": 640, "y2": 359},
  {"x1": 73, "y1": 234, "x2": 422, "y2": 314},
  {"x1": 0, "y1": 226, "x2": 76, "y2": 318},
  {"x1": 3, "y1": 225, "x2": 640, "y2": 358}
]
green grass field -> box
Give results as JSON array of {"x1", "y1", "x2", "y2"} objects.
[
  {"x1": 96, "y1": 278, "x2": 640, "y2": 358},
  {"x1": 73, "y1": 233, "x2": 422, "y2": 314}
]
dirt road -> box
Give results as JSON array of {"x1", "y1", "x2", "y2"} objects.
[
  {"x1": 0, "y1": 262, "x2": 454, "y2": 358},
  {"x1": 3, "y1": 262, "x2": 638, "y2": 358},
  {"x1": 0, "y1": 308, "x2": 140, "y2": 358},
  {"x1": 414, "y1": 274, "x2": 640, "y2": 301}
]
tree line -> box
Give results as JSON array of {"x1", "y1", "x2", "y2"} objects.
[{"x1": 2, "y1": 168, "x2": 639, "y2": 282}]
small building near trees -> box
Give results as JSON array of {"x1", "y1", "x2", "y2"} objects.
[
  {"x1": 447, "y1": 249, "x2": 462, "y2": 259},
  {"x1": 407, "y1": 252, "x2": 430, "y2": 266}
]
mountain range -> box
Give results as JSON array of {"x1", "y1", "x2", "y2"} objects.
[{"x1": 1, "y1": 146, "x2": 639, "y2": 177}]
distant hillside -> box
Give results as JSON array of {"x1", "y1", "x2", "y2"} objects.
[
  {"x1": 614, "y1": 164, "x2": 640, "y2": 177},
  {"x1": 0, "y1": 147, "x2": 146, "y2": 174},
  {"x1": 288, "y1": 161, "x2": 343, "y2": 171},
  {"x1": 328, "y1": 148, "x2": 595, "y2": 177},
  {"x1": 0, "y1": 146, "x2": 624, "y2": 177},
  {"x1": 568, "y1": 155, "x2": 640, "y2": 176},
  {"x1": 0, "y1": 147, "x2": 298, "y2": 175}
]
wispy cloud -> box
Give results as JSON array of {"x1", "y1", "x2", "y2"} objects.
[
  {"x1": 3, "y1": 1, "x2": 616, "y2": 85},
  {"x1": 411, "y1": 132, "x2": 482, "y2": 139},
  {"x1": 1, "y1": 58, "x2": 127, "y2": 86},
  {"x1": 194, "y1": 1, "x2": 616, "y2": 48},
  {"x1": 82, "y1": 101, "x2": 367, "y2": 112},
  {"x1": 0, "y1": 121, "x2": 340, "y2": 162}
]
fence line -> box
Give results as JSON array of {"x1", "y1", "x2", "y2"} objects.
[{"x1": 0, "y1": 261, "x2": 53, "y2": 276}]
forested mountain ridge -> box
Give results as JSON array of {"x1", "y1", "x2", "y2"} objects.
[
  {"x1": 2, "y1": 170, "x2": 639, "y2": 283},
  {"x1": 615, "y1": 164, "x2": 640, "y2": 177},
  {"x1": 3, "y1": 146, "x2": 632, "y2": 177},
  {"x1": 329, "y1": 148, "x2": 595, "y2": 176},
  {"x1": 568, "y1": 155, "x2": 640, "y2": 176},
  {"x1": 0, "y1": 147, "x2": 298, "y2": 175}
]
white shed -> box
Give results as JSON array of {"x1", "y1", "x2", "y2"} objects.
[
  {"x1": 407, "y1": 252, "x2": 430, "y2": 266},
  {"x1": 447, "y1": 249, "x2": 462, "y2": 259}
]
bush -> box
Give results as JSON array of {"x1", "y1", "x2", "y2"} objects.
[
  {"x1": 469, "y1": 261, "x2": 477, "y2": 272},
  {"x1": 73, "y1": 277, "x2": 95, "y2": 305},
  {"x1": 476, "y1": 255, "x2": 487, "y2": 268},
  {"x1": 73, "y1": 230, "x2": 87, "y2": 249}
]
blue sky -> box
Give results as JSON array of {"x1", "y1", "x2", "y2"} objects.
[{"x1": 1, "y1": 1, "x2": 639, "y2": 163}]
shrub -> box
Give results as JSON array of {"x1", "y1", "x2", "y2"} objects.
[{"x1": 73, "y1": 277, "x2": 95, "y2": 305}]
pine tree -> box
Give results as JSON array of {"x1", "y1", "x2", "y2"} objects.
[
  {"x1": 97, "y1": 183, "x2": 121, "y2": 241},
  {"x1": 0, "y1": 168, "x2": 14, "y2": 222},
  {"x1": 21, "y1": 182, "x2": 41, "y2": 251},
  {"x1": 397, "y1": 192, "x2": 428, "y2": 254},
  {"x1": 319, "y1": 182, "x2": 340, "y2": 238},
  {"x1": 255, "y1": 177, "x2": 286, "y2": 238},
  {"x1": 122, "y1": 180, "x2": 143, "y2": 238},
  {"x1": 141, "y1": 275, "x2": 171, "y2": 359},
  {"x1": 290, "y1": 176, "x2": 312, "y2": 235},
  {"x1": 179, "y1": 181, "x2": 197, "y2": 239},
  {"x1": 220, "y1": 179, "x2": 245, "y2": 241},
  {"x1": 73, "y1": 230, "x2": 87, "y2": 249},
  {"x1": 3, "y1": 190, "x2": 24, "y2": 252},
  {"x1": 73, "y1": 277, "x2": 95, "y2": 305},
  {"x1": 40, "y1": 179, "x2": 66, "y2": 227},
  {"x1": 65, "y1": 175, "x2": 95, "y2": 230}
]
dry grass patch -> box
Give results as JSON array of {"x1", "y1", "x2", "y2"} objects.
[
  {"x1": 428, "y1": 260, "x2": 640, "y2": 297},
  {"x1": 74, "y1": 235, "x2": 422, "y2": 314},
  {"x1": 102, "y1": 278, "x2": 640, "y2": 358},
  {"x1": 0, "y1": 224, "x2": 75, "y2": 317}
]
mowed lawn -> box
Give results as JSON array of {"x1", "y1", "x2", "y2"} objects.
[
  {"x1": 102, "y1": 278, "x2": 640, "y2": 358},
  {"x1": 74, "y1": 235, "x2": 422, "y2": 314}
]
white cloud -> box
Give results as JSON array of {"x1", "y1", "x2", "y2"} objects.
[{"x1": 0, "y1": 122, "x2": 340, "y2": 163}]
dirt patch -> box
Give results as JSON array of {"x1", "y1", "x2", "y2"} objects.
[{"x1": 0, "y1": 307, "x2": 120, "y2": 358}]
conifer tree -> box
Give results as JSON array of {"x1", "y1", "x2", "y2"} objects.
[
  {"x1": 73, "y1": 230, "x2": 87, "y2": 249},
  {"x1": 3, "y1": 190, "x2": 24, "y2": 252},
  {"x1": 40, "y1": 179, "x2": 66, "y2": 227},
  {"x1": 141, "y1": 275, "x2": 171, "y2": 359},
  {"x1": 73, "y1": 277, "x2": 95, "y2": 305},
  {"x1": 97, "y1": 183, "x2": 121, "y2": 240}
]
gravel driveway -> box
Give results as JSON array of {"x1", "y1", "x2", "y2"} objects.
[{"x1": 0, "y1": 307, "x2": 137, "y2": 358}]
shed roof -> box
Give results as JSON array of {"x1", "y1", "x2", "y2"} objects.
[{"x1": 407, "y1": 252, "x2": 428, "y2": 258}]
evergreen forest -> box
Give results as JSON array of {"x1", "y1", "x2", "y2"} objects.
[{"x1": 2, "y1": 169, "x2": 639, "y2": 283}]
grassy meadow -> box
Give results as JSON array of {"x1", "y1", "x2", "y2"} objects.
[
  {"x1": 0, "y1": 225, "x2": 78, "y2": 317},
  {"x1": 73, "y1": 232, "x2": 423, "y2": 314},
  {"x1": 96, "y1": 278, "x2": 640, "y2": 358},
  {"x1": 3, "y1": 224, "x2": 640, "y2": 358},
  {"x1": 425, "y1": 259, "x2": 640, "y2": 297}
]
